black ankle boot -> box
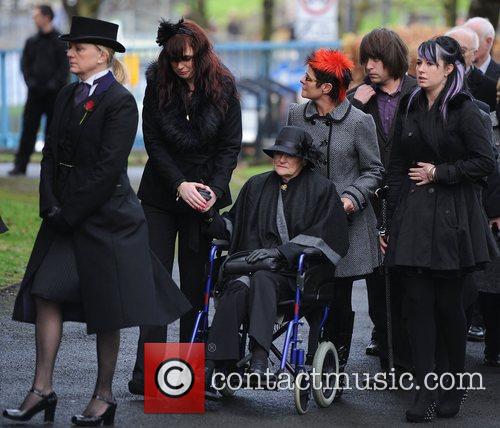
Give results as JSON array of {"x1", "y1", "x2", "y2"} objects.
[
  {"x1": 249, "y1": 344, "x2": 269, "y2": 375},
  {"x1": 437, "y1": 388, "x2": 468, "y2": 418},
  {"x1": 405, "y1": 389, "x2": 437, "y2": 423},
  {"x1": 3, "y1": 388, "x2": 57, "y2": 423},
  {"x1": 205, "y1": 362, "x2": 220, "y2": 401}
]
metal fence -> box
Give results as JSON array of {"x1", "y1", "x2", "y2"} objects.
[{"x1": 0, "y1": 40, "x2": 340, "y2": 150}]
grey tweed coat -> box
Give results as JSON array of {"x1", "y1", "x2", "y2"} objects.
[{"x1": 288, "y1": 99, "x2": 384, "y2": 278}]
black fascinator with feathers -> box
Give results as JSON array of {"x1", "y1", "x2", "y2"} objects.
[{"x1": 156, "y1": 18, "x2": 193, "y2": 47}]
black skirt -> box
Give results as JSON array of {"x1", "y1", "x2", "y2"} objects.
[{"x1": 30, "y1": 233, "x2": 81, "y2": 303}]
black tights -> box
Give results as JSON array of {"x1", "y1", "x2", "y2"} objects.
[
  {"x1": 404, "y1": 273, "x2": 466, "y2": 388},
  {"x1": 19, "y1": 297, "x2": 119, "y2": 417}
]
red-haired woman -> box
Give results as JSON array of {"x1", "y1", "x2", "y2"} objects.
[
  {"x1": 288, "y1": 49, "x2": 384, "y2": 383},
  {"x1": 129, "y1": 18, "x2": 242, "y2": 394}
]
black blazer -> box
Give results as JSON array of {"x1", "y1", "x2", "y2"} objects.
[
  {"x1": 468, "y1": 67, "x2": 497, "y2": 111},
  {"x1": 40, "y1": 81, "x2": 137, "y2": 226},
  {"x1": 137, "y1": 62, "x2": 242, "y2": 212},
  {"x1": 347, "y1": 74, "x2": 417, "y2": 223},
  {"x1": 485, "y1": 59, "x2": 500, "y2": 81},
  {"x1": 348, "y1": 74, "x2": 417, "y2": 169}
]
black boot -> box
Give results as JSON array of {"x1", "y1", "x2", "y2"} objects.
[
  {"x1": 406, "y1": 389, "x2": 437, "y2": 423},
  {"x1": 437, "y1": 387, "x2": 468, "y2": 418},
  {"x1": 248, "y1": 343, "x2": 269, "y2": 375},
  {"x1": 205, "y1": 360, "x2": 220, "y2": 401}
]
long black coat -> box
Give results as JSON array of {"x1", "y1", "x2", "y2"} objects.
[
  {"x1": 137, "y1": 62, "x2": 242, "y2": 212},
  {"x1": 386, "y1": 91, "x2": 498, "y2": 274},
  {"x1": 13, "y1": 78, "x2": 191, "y2": 333},
  {"x1": 484, "y1": 59, "x2": 500, "y2": 81}
]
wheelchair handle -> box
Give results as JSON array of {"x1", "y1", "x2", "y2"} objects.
[
  {"x1": 301, "y1": 247, "x2": 323, "y2": 258},
  {"x1": 212, "y1": 239, "x2": 230, "y2": 250}
]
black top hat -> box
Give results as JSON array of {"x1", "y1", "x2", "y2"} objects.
[
  {"x1": 263, "y1": 126, "x2": 320, "y2": 164},
  {"x1": 60, "y1": 16, "x2": 125, "y2": 53}
]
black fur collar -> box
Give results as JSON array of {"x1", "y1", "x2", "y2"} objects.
[{"x1": 145, "y1": 62, "x2": 235, "y2": 153}]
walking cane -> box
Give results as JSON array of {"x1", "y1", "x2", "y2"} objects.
[{"x1": 375, "y1": 185, "x2": 394, "y2": 372}]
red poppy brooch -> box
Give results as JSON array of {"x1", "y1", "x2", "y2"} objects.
[{"x1": 79, "y1": 99, "x2": 96, "y2": 125}]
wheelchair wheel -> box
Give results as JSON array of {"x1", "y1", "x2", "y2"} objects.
[
  {"x1": 312, "y1": 341, "x2": 340, "y2": 408},
  {"x1": 293, "y1": 370, "x2": 311, "y2": 415}
]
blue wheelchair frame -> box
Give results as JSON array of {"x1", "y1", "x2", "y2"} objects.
[{"x1": 190, "y1": 240, "x2": 331, "y2": 376}]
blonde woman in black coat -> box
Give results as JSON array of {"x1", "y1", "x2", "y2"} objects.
[
  {"x1": 385, "y1": 36, "x2": 497, "y2": 422},
  {"x1": 2, "y1": 17, "x2": 190, "y2": 426}
]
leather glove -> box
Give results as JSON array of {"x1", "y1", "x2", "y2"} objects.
[
  {"x1": 46, "y1": 206, "x2": 72, "y2": 234},
  {"x1": 246, "y1": 247, "x2": 283, "y2": 264}
]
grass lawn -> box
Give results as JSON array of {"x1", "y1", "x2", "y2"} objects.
[
  {"x1": 0, "y1": 162, "x2": 270, "y2": 289},
  {"x1": 0, "y1": 150, "x2": 151, "y2": 166},
  {"x1": 0, "y1": 177, "x2": 40, "y2": 287}
]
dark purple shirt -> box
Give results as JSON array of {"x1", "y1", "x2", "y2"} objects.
[{"x1": 375, "y1": 80, "x2": 403, "y2": 136}]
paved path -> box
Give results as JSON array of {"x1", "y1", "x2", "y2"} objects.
[
  {"x1": 0, "y1": 163, "x2": 499, "y2": 426},
  {"x1": 1, "y1": 279, "x2": 499, "y2": 427},
  {"x1": 0, "y1": 163, "x2": 145, "y2": 190}
]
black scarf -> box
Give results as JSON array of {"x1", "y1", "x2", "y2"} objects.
[{"x1": 224, "y1": 167, "x2": 349, "y2": 264}]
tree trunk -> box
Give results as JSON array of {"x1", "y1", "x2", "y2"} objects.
[
  {"x1": 188, "y1": 0, "x2": 209, "y2": 29},
  {"x1": 353, "y1": 0, "x2": 370, "y2": 33},
  {"x1": 62, "y1": 0, "x2": 101, "y2": 20},
  {"x1": 262, "y1": 0, "x2": 274, "y2": 41},
  {"x1": 468, "y1": 0, "x2": 499, "y2": 27},
  {"x1": 442, "y1": 0, "x2": 458, "y2": 26}
]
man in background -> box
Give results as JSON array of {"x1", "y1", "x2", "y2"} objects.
[
  {"x1": 9, "y1": 4, "x2": 68, "y2": 176},
  {"x1": 446, "y1": 26, "x2": 497, "y2": 111},
  {"x1": 464, "y1": 17, "x2": 499, "y2": 81}
]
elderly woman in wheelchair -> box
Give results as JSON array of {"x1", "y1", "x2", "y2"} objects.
[{"x1": 200, "y1": 126, "x2": 349, "y2": 411}]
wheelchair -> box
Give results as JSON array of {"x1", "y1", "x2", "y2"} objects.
[{"x1": 190, "y1": 240, "x2": 341, "y2": 414}]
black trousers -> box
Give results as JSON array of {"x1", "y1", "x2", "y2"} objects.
[
  {"x1": 207, "y1": 271, "x2": 295, "y2": 361},
  {"x1": 131, "y1": 204, "x2": 210, "y2": 382},
  {"x1": 14, "y1": 89, "x2": 58, "y2": 171},
  {"x1": 324, "y1": 277, "x2": 355, "y2": 367},
  {"x1": 403, "y1": 272, "x2": 466, "y2": 388},
  {"x1": 479, "y1": 292, "x2": 500, "y2": 358},
  {"x1": 366, "y1": 267, "x2": 412, "y2": 370}
]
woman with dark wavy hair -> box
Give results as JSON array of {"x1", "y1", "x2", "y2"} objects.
[
  {"x1": 385, "y1": 36, "x2": 497, "y2": 422},
  {"x1": 128, "y1": 18, "x2": 242, "y2": 395}
]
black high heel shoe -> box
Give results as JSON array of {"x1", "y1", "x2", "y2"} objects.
[
  {"x1": 71, "y1": 394, "x2": 117, "y2": 426},
  {"x1": 3, "y1": 387, "x2": 57, "y2": 423}
]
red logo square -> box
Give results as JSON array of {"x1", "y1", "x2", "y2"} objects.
[{"x1": 144, "y1": 343, "x2": 205, "y2": 414}]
